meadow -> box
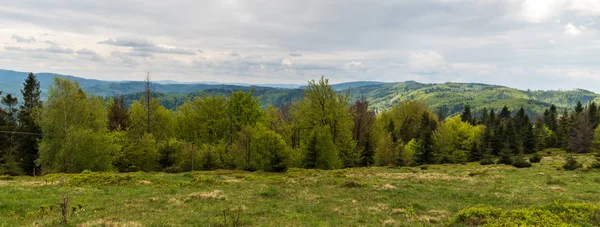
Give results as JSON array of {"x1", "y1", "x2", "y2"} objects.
[{"x1": 1, "y1": 150, "x2": 600, "y2": 226}]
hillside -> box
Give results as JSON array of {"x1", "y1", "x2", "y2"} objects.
[{"x1": 2, "y1": 69, "x2": 599, "y2": 116}]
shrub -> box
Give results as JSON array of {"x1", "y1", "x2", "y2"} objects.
[
  {"x1": 480, "y1": 158, "x2": 495, "y2": 165},
  {"x1": 529, "y1": 152, "x2": 542, "y2": 163},
  {"x1": 341, "y1": 181, "x2": 363, "y2": 188},
  {"x1": 0, "y1": 175, "x2": 14, "y2": 181},
  {"x1": 563, "y1": 155, "x2": 582, "y2": 171},
  {"x1": 546, "y1": 176, "x2": 566, "y2": 186},
  {"x1": 512, "y1": 155, "x2": 532, "y2": 168},
  {"x1": 450, "y1": 201, "x2": 600, "y2": 226}
]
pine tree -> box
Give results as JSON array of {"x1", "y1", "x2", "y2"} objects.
[
  {"x1": 499, "y1": 106, "x2": 511, "y2": 120},
  {"x1": 575, "y1": 101, "x2": 584, "y2": 114},
  {"x1": 17, "y1": 73, "x2": 42, "y2": 175},
  {"x1": 460, "y1": 105, "x2": 473, "y2": 124},
  {"x1": 0, "y1": 94, "x2": 21, "y2": 175},
  {"x1": 589, "y1": 102, "x2": 598, "y2": 129},
  {"x1": 108, "y1": 95, "x2": 130, "y2": 131},
  {"x1": 569, "y1": 111, "x2": 593, "y2": 153},
  {"x1": 414, "y1": 112, "x2": 437, "y2": 164}
]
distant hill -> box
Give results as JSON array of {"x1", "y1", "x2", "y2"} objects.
[
  {"x1": 1, "y1": 69, "x2": 599, "y2": 117},
  {"x1": 0, "y1": 69, "x2": 112, "y2": 99}
]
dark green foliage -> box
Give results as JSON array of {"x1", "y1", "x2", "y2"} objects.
[
  {"x1": 17, "y1": 73, "x2": 42, "y2": 175},
  {"x1": 529, "y1": 152, "x2": 542, "y2": 163},
  {"x1": 569, "y1": 112, "x2": 593, "y2": 153},
  {"x1": 414, "y1": 112, "x2": 438, "y2": 165},
  {"x1": 512, "y1": 154, "x2": 532, "y2": 168},
  {"x1": 460, "y1": 105, "x2": 473, "y2": 124},
  {"x1": 563, "y1": 155, "x2": 582, "y2": 171},
  {"x1": 107, "y1": 95, "x2": 129, "y2": 131},
  {"x1": 496, "y1": 143, "x2": 514, "y2": 165}
]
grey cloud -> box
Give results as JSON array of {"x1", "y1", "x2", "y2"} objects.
[
  {"x1": 99, "y1": 37, "x2": 195, "y2": 55},
  {"x1": 98, "y1": 37, "x2": 153, "y2": 47},
  {"x1": 4, "y1": 45, "x2": 73, "y2": 54},
  {"x1": 11, "y1": 34, "x2": 36, "y2": 43},
  {"x1": 1, "y1": 0, "x2": 600, "y2": 90},
  {"x1": 76, "y1": 48, "x2": 104, "y2": 61}
]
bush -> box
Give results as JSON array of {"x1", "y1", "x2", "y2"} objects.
[
  {"x1": 0, "y1": 175, "x2": 14, "y2": 181},
  {"x1": 512, "y1": 155, "x2": 532, "y2": 168},
  {"x1": 480, "y1": 158, "x2": 495, "y2": 165},
  {"x1": 450, "y1": 201, "x2": 600, "y2": 226},
  {"x1": 529, "y1": 153, "x2": 542, "y2": 163},
  {"x1": 563, "y1": 155, "x2": 582, "y2": 171}
]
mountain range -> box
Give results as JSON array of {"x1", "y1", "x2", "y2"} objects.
[{"x1": 1, "y1": 69, "x2": 598, "y2": 117}]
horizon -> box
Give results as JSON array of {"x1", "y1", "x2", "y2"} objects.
[
  {"x1": 1, "y1": 1, "x2": 599, "y2": 92},
  {"x1": 2, "y1": 68, "x2": 598, "y2": 94}
]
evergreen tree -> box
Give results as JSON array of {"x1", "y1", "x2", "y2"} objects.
[
  {"x1": 108, "y1": 95, "x2": 130, "y2": 131},
  {"x1": 17, "y1": 73, "x2": 42, "y2": 175},
  {"x1": 460, "y1": 105, "x2": 473, "y2": 125},
  {"x1": 414, "y1": 112, "x2": 437, "y2": 164},
  {"x1": 589, "y1": 102, "x2": 598, "y2": 129},
  {"x1": 575, "y1": 101, "x2": 584, "y2": 114},
  {"x1": 556, "y1": 110, "x2": 572, "y2": 150},
  {"x1": 302, "y1": 126, "x2": 340, "y2": 169},
  {"x1": 569, "y1": 111, "x2": 593, "y2": 153},
  {"x1": 499, "y1": 106, "x2": 511, "y2": 119},
  {"x1": 0, "y1": 94, "x2": 20, "y2": 175}
]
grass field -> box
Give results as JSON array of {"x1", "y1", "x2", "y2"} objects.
[{"x1": 2, "y1": 150, "x2": 600, "y2": 226}]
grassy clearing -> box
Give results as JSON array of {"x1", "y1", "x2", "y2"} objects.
[{"x1": 1, "y1": 150, "x2": 600, "y2": 226}]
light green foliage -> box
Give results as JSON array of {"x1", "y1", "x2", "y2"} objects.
[
  {"x1": 374, "y1": 132, "x2": 398, "y2": 166},
  {"x1": 403, "y1": 139, "x2": 419, "y2": 166},
  {"x1": 434, "y1": 116, "x2": 485, "y2": 164},
  {"x1": 451, "y1": 201, "x2": 600, "y2": 226},
  {"x1": 36, "y1": 78, "x2": 115, "y2": 173},
  {"x1": 302, "y1": 126, "x2": 341, "y2": 170},
  {"x1": 535, "y1": 124, "x2": 553, "y2": 151},
  {"x1": 175, "y1": 95, "x2": 228, "y2": 144},
  {"x1": 381, "y1": 101, "x2": 435, "y2": 144},
  {"x1": 227, "y1": 90, "x2": 265, "y2": 134},
  {"x1": 293, "y1": 77, "x2": 356, "y2": 168},
  {"x1": 129, "y1": 98, "x2": 174, "y2": 141},
  {"x1": 593, "y1": 125, "x2": 600, "y2": 153},
  {"x1": 119, "y1": 133, "x2": 159, "y2": 172},
  {"x1": 251, "y1": 128, "x2": 290, "y2": 172},
  {"x1": 265, "y1": 105, "x2": 294, "y2": 146}
]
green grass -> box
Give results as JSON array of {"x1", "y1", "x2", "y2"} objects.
[{"x1": 1, "y1": 150, "x2": 600, "y2": 226}]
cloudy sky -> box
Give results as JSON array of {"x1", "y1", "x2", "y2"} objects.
[{"x1": 1, "y1": 0, "x2": 599, "y2": 91}]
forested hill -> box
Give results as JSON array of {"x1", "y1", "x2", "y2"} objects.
[
  {"x1": 120, "y1": 81, "x2": 600, "y2": 117},
  {"x1": 2, "y1": 69, "x2": 599, "y2": 116}
]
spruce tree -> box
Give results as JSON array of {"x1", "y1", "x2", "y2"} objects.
[
  {"x1": 17, "y1": 73, "x2": 42, "y2": 175},
  {"x1": 460, "y1": 105, "x2": 473, "y2": 124},
  {"x1": 108, "y1": 95, "x2": 130, "y2": 131},
  {"x1": 0, "y1": 93, "x2": 20, "y2": 175}
]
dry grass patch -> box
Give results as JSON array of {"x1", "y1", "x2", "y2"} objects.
[
  {"x1": 373, "y1": 172, "x2": 472, "y2": 181},
  {"x1": 186, "y1": 190, "x2": 227, "y2": 201},
  {"x1": 79, "y1": 219, "x2": 142, "y2": 227}
]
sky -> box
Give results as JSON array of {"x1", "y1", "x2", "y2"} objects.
[{"x1": 0, "y1": 0, "x2": 599, "y2": 91}]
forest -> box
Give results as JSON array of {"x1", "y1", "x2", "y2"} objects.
[{"x1": 1, "y1": 73, "x2": 599, "y2": 176}]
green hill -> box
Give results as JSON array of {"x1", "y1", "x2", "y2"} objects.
[{"x1": 2, "y1": 69, "x2": 599, "y2": 116}]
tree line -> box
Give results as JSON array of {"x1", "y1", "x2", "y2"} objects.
[{"x1": 1, "y1": 74, "x2": 599, "y2": 175}]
